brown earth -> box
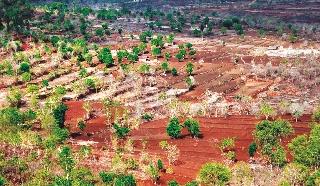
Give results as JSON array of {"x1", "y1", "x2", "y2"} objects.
[{"x1": 65, "y1": 101, "x2": 311, "y2": 185}]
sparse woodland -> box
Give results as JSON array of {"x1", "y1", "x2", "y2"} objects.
[{"x1": 0, "y1": 0, "x2": 320, "y2": 185}]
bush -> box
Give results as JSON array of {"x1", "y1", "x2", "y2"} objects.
[
  {"x1": 306, "y1": 170, "x2": 320, "y2": 186},
  {"x1": 147, "y1": 163, "x2": 159, "y2": 182},
  {"x1": 186, "y1": 62, "x2": 194, "y2": 75},
  {"x1": 184, "y1": 118, "x2": 200, "y2": 137},
  {"x1": 198, "y1": 162, "x2": 231, "y2": 185},
  {"x1": 167, "y1": 180, "x2": 179, "y2": 186},
  {"x1": 185, "y1": 180, "x2": 198, "y2": 186},
  {"x1": 100, "y1": 171, "x2": 116, "y2": 184},
  {"x1": 141, "y1": 113, "x2": 153, "y2": 121},
  {"x1": 248, "y1": 142, "x2": 257, "y2": 157},
  {"x1": 53, "y1": 103, "x2": 68, "y2": 128},
  {"x1": 231, "y1": 161, "x2": 253, "y2": 185},
  {"x1": 95, "y1": 28, "x2": 105, "y2": 37},
  {"x1": 157, "y1": 159, "x2": 164, "y2": 171},
  {"x1": 21, "y1": 72, "x2": 31, "y2": 82},
  {"x1": 254, "y1": 119, "x2": 293, "y2": 166},
  {"x1": 0, "y1": 175, "x2": 6, "y2": 186},
  {"x1": 77, "y1": 120, "x2": 86, "y2": 131},
  {"x1": 312, "y1": 107, "x2": 320, "y2": 122},
  {"x1": 270, "y1": 145, "x2": 287, "y2": 167},
  {"x1": 113, "y1": 123, "x2": 130, "y2": 139},
  {"x1": 219, "y1": 137, "x2": 235, "y2": 152},
  {"x1": 0, "y1": 107, "x2": 24, "y2": 126},
  {"x1": 166, "y1": 117, "x2": 182, "y2": 139},
  {"x1": 114, "y1": 174, "x2": 136, "y2": 186},
  {"x1": 19, "y1": 62, "x2": 30, "y2": 73},
  {"x1": 58, "y1": 146, "x2": 75, "y2": 174},
  {"x1": 282, "y1": 163, "x2": 309, "y2": 185},
  {"x1": 254, "y1": 119, "x2": 293, "y2": 149},
  {"x1": 98, "y1": 48, "x2": 114, "y2": 67},
  {"x1": 6, "y1": 88, "x2": 22, "y2": 107},
  {"x1": 222, "y1": 19, "x2": 233, "y2": 28},
  {"x1": 71, "y1": 167, "x2": 95, "y2": 185},
  {"x1": 171, "y1": 68, "x2": 178, "y2": 76},
  {"x1": 288, "y1": 124, "x2": 320, "y2": 167}
]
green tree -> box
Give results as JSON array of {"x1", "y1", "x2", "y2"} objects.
[
  {"x1": 58, "y1": 146, "x2": 75, "y2": 180},
  {"x1": 167, "y1": 180, "x2": 179, "y2": 186},
  {"x1": 312, "y1": 106, "x2": 320, "y2": 122},
  {"x1": 0, "y1": 0, "x2": 33, "y2": 32},
  {"x1": 184, "y1": 118, "x2": 201, "y2": 137},
  {"x1": 171, "y1": 67, "x2": 178, "y2": 76},
  {"x1": 288, "y1": 124, "x2": 320, "y2": 167},
  {"x1": 198, "y1": 162, "x2": 231, "y2": 186},
  {"x1": 77, "y1": 119, "x2": 86, "y2": 132},
  {"x1": 166, "y1": 117, "x2": 182, "y2": 139},
  {"x1": 98, "y1": 48, "x2": 114, "y2": 67},
  {"x1": 161, "y1": 61, "x2": 169, "y2": 73},
  {"x1": 186, "y1": 62, "x2": 194, "y2": 75},
  {"x1": 254, "y1": 119, "x2": 293, "y2": 166},
  {"x1": 113, "y1": 123, "x2": 130, "y2": 139},
  {"x1": 259, "y1": 102, "x2": 276, "y2": 120}
]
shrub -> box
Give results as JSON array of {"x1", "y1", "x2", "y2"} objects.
[
  {"x1": 175, "y1": 52, "x2": 184, "y2": 62},
  {"x1": 152, "y1": 47, "x2": 161, "y2": 57},
  {"x1": 142, "y1": 113, "x2": 153, "y2": 121},
  {"x1": 270, "y1": 145, "x2": 287, "y2": 167},
  {"x1": 167, "y1": 180, "x2": 179, "y2": 186},
  {"x1": 58, "y1": 146, "x2": 75, "y2": 175},
  {"x1": 99, "y1": 171, "x2": 116, "y2": 184},
  {"x1": 147, "y1": 163, "x2": 159, "y2": 182},
  {"x1": 233, "y1": 23, "x2": 244, "y2": 35},
  {"x1": 312, "y1": 107, "x2": 320, "y2": 122},
  {"x1": 0, "y1": 107, "x2": 24, "y2": 126},
  {"x1": 254, "y1": 119, "x2": 293, "y2": 148},
  {"x1": 77, "y1": 119, "x2": 86, "y2": 131},
  {"x1": 96, "y1": 28, "x2": 105, "y2": 37},
  {"x1": 19, "y1": 62, "x2": 30, "y2": 73},
  {"x1": 281, "y1": 163, "x2": 309, "y2": 185},
  {"x1": 98, "y1": 48, "x2": 114, "y2": 67},
  {"x1": 185, "y1": 180, "x2": 198, "y2": 186},
  {"x1": 0, "y1": 175, "x2": 6, "y2": 186},
  {"x1": 259, "y1": 102, "x2": 276, "y2": 119},
  {"x1": 248, "y1": 142, "x2": 257, "y2": 157},
  {"x1": 52, "y1": 127, "x2": 69, "y2": 144},
  {"x1": 114, "y1": 174, "x2": 136, "y2": 186},
  {"x1": 84, "y1": 78, "x2": 96, "y2": 89},
  {"x1": 219, "y1": 137, "x2": 235, "y2": 152},
  {"x1": 254, "y1": 119, "x2": 293, "y2": 166},
  {"x1": 51, "y1": 35, "x2": 60, "y2": 47},
  {"x1": 171, "y1": 68, "x2": 178, "y2": 76},
  {"x1": 222, "y1": 19, "x2": 233, "y2": 28},
  {"x1": 184, "y1": 118, "x2": 200, "y2": 137},
  {"x1": 198, "y1": 162, "x2": 231, "y2": 185},
  {"x1": 186, "y1": 62, "x2": 194, "y2": 75},
  {"x1": 306, "y1": 170, "x2": 320, "y2": 186},
  {"x1": 185, "y1": 76, "x2": 196, "y2": 89},
  {"x1": 6, "y1": 88, "x2": 22, "y2": 107},
  {"x1": 53, "y1": 103, "x2": 68, "y2": 128},
  {"x1": 288, "y1": 124, "x2": 320, "y2": 167},
  {"x1": 161, "y1": 61, "x2": 170, "y2": 73},
  {"x1": 70, "y1": 167, "x2": 95, "y2": 185},
  {"x1": 21, "y1": 72, "x2": 31, "y2": 82},
  {"x1": 192, "y1": 29, "x2": 202, "y2": 37},
  {"x1": 166, "y1": 117, "x2": 182, "y2": 139},
  {"x1": 231, "y1": 161, "x2": 253, "y2": 185},
  {"x1": 113, "y1": 123, "x2": 130, "y2": 139},
  {"x1": 157, "y1": 159, "x2": 164, "y2": 170},
  {"x1": 139, "y1": 63, "x2": 150, "y2": 74}
]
